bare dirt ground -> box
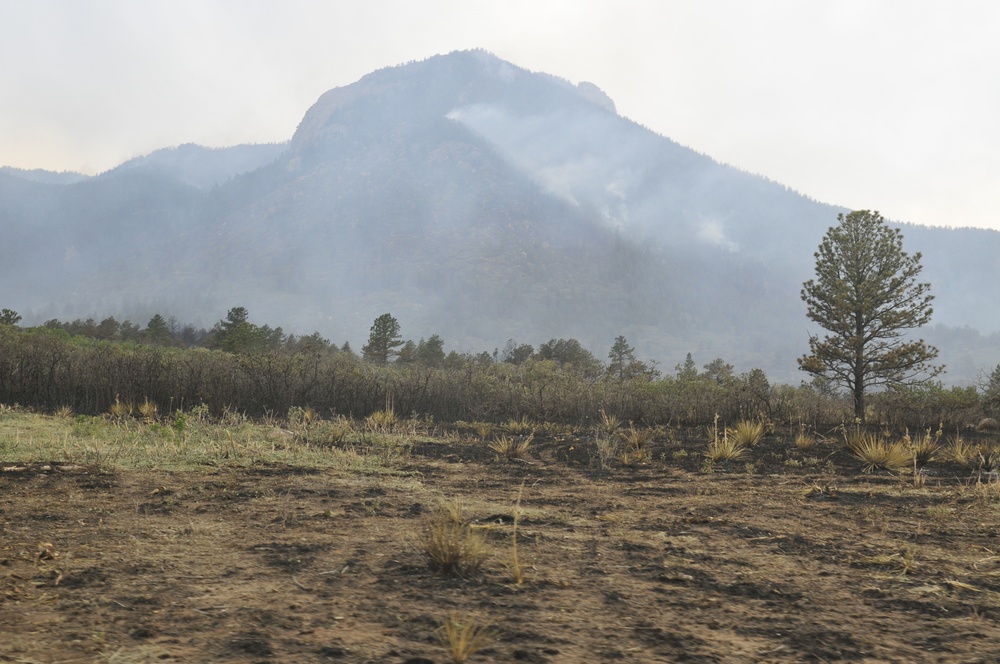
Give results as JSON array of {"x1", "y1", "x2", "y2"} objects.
[{"x1": 3, "y1": 427, "x2": 1000, "y2": 663}]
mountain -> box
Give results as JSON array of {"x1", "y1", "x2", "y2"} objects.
[{"x1": 2, "y1": 49, "x2": 999, "y2": 382}]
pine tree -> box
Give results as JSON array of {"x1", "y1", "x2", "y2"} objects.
[{"x1": 799, "y1": 210, "x2": 942, "y2": 421}]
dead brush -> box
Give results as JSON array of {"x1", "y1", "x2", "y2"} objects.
[
  {"x1": 864, "y1": 547, "x2": 919, "y2": 577},
  {"x1": 488, "y1": 434, "x2": 533, "y2": 462},
  {"x1": 424, "y1": 501, "x2": 490, "y2": 577},
  {"x1": 436, "y1": 611, "x2": 496, "y2": 664},
  {"x1": 845, "y1": 431, "x2": 911, "y2": 473}
]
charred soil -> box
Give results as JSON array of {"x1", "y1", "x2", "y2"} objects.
[{"x1": 2, "y1": 425, "x2": 1000, "y2": 662}]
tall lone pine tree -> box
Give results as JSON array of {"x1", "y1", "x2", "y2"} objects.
[{"x1": 798, "y1": 210, "x2": 942, "y2": 421}]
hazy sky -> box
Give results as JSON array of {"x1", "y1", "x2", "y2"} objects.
[{"x1": 3, "y1": 1, "x2": 999, "y2": 231}]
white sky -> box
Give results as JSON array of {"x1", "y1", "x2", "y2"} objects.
[{"x1": 2, "y1": 0, "x2": 999, "y2": 231}]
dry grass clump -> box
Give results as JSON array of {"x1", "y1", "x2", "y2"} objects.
[
  {"x1": 436, "y1": 611, "x2": 496, "y2": 663},
  {"x1": 794, "y1": 423, "x2": 815, "y2": 451},
  {"x1": 705, "y1": 415, "x2": 763, "y2": 464},
  {"x1": 313, "y1": 416, "x2": 353, "y2": 447},
  {"x1": 705, "y1": 434, "x2": 746, "y2": 462},
  {"x1": 424, "y1": 501, "x2": 490, "y2": 577},
  {"x1": 488, "y1": 434, "x2": 532, "y2": 462},
  {"x1": 472, "y1": 421, "x2": 495, "y2": 440},
  {"x1": 845, "y1": 431, "x2": 911, "y2": 473}
]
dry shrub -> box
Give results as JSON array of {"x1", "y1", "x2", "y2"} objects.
[
  {"x1": 425, "y1": 502, "x2": 489, "y2": 577},
  {"x1": 436, "y1": 611, "x2": 496, "y2": 664}
]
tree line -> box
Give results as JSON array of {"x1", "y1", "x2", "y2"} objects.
[{"x1": 1, "y1": 210, "x2": 996, "y2": 428}]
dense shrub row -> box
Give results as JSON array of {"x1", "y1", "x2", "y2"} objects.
[{"x1": 1, "y1": 323, "x2": 995, "y2": 431}]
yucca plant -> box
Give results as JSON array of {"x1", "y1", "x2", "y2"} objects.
[
  {"x1": 598, "y1": 409, "x2": 621, "y2": 437},
  {"x1": 846, "y1": 432, "x2": 910, "y2": 473},
  {"x1": 726, "y1": 420, "x2": 765, "y2": 448},
  {"x1": 947, "y1": 435, "x2": 977, "y2": 468},
  {"x1": 705, "y1": 427, "x2": 746, "y2": 463},
  {"x1": 505, "y1": 416, "x2": 536, "y2": 436},
  {"x1": 906, "y1": 426, "x2": 942, "y2": 469},
  {"x1": 619, "y1": 424, "x2": 653, "y2": 464},
  {"x1": 489, "y1": 434, "x2": 532, "y2": 462},
  {"x1": 976, "y1": 445, "x2": 1000, "y2": 474}
]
